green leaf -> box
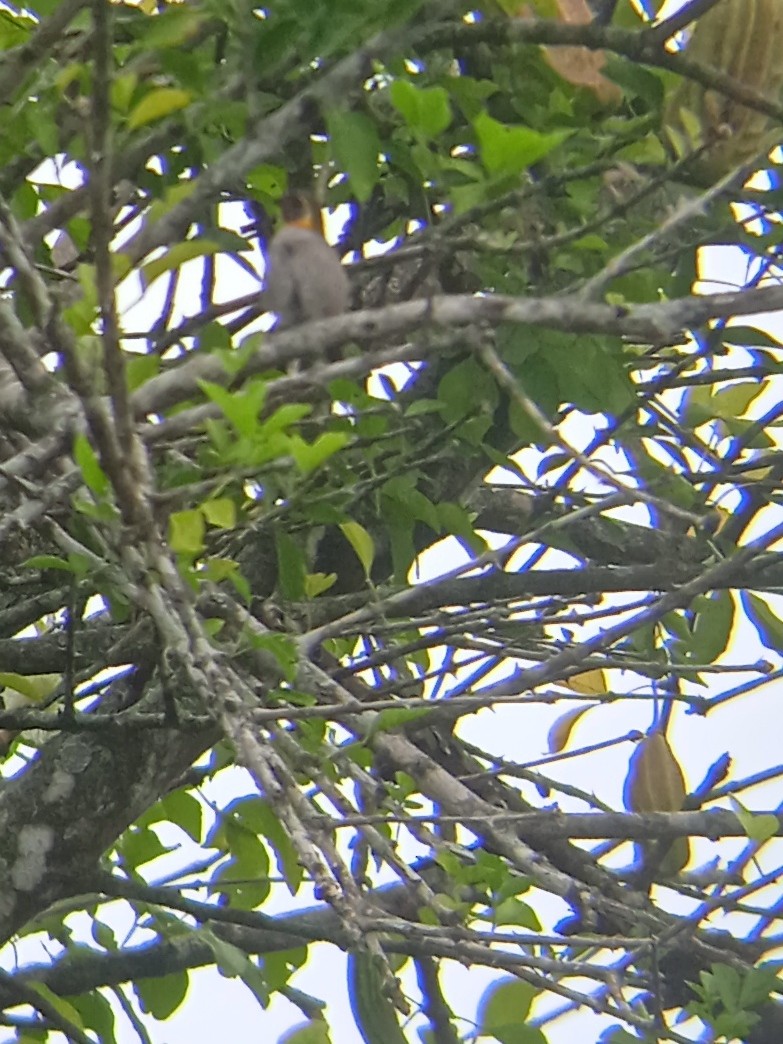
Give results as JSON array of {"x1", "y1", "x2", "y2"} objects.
[
  {"x1": 111, "y1": 73, "x2": 138, "y2": 115},
  {"x1": 601, "y1": 1030, "x2": 644, "y2": 1044},
  {"x1": 304, "y1": 572, "x2": 337, "y2": 597},
  {"x1": 245, "y1": 631, "x2": 299, "y2": 683},
  {"x1": 261, "y1": 402, "x2": 313, "y2": 437},
  {"x1": 200, "y1": 321, "x2": 234, "y2": 355},
  {"x1": 200, "y1": 558, "x2": 239, "y2": 587},
  {"x1": 68, "y1": 991, "x2": 118, "y2": 1044},
  {"x1": 684, "y1": 956, "x2": 772, "y2": 1039},
  {"x1": 740, "y1": 963, "x2": 782, "y2": 1009},
  {"x1": 202, "y1": 498, "x2": 236, "y2": 530},
  {"x1": 347, "y1": 953, "x2": 407, "y2": 1044},
  {"x1": 689, "y1": 591, "x2": 734, "y2": 663},
  {"x1": 494, "y1": 897, "x2": 541, "y2": 930},
  {"x1": 199, "y1": 380, "x2": 268, "y2": 439},
  {"x1": 134, "y1": 969, "x2": 189, "y2": 1020},
  {"x1": 140, "y1": 6, "x2": 206, "y2": 48},
  {"x1": 474, "y1": 111, "x2": 570, "y2": 176},
  {"x1": 723, "y1": 325, "x2": 783, "y2": 349},
  {"x1": 27, "y1": 983, "x2": 83, "y2": 1030},
  {"x1": 731, "y1": 799, "x2": 779, "y2": 844},
  {"x1": 280, "y1": 1021, "x2": 331, "y2": 1044},
  {"x1": 476, "y1": 978, "x2": 542, "y2": 1044},
  {"x1": 389, "y1": 80, "x2": 452, "y2": 139},
  {"x1": 368, "y1": 705, "x2": 432, "y2": 737},
  {"x1": 0, "y1": 673, "x2": 60, "y2": 703},
  {"x1": 327, "y1": 110, "x2": 381, "y2": 202},
  {"x1": 438, "y1": 356, "x2": 499, "y2": 424},
  {"x1": 73, "y1": 433, "x2": 110, "y2": 498},
  {"x1": 159, "y1": 790, "x2": 203, "y2": 843},
  {"x1": 262, "y1": 948, "x2": 308, "y2": 993},
  {"x1": 339, "y1": 520, "x2": 374, "y2": 576},
  {"x1": 23, "y1": 555, "x2": 73, "y2": 573},
  {"x1": 202, "y1": 931, "x2": 270, "y2": 1006},
  {"x1": 17, "y1": 1020, "x2": 49, "y2": 1040},
  {"x1": 207, "y1": 933, "x2": 254, "y2": 977},
  {"x1": 711, "y1": 382, "x2": 764, "y2": 420},
  {"x1": 0, "y1": 8, "x2": 33, "y2": 49},
  {"x1": 740, "y1": 592, "x2": 783, "y2": 654},
  {"x1": 290, "y1": 432, "x2": 350, "y2": 474},
  {"x1": 148, "y1": 180, "x2": 197, "y2": 223},
  {"x1": 119, "y1": 825, "x2": 172, "y2": 870},
  {"x1": 249, "y1": 798, "x2": 303, "y2": 895},
  {"x1": 142, "y1": 239, "x2": 222, "y2": 286},
  {"x1": 128, "y1": 87, "x2": 192, "y2": 129},
  {"x1": 209, "y1": 853, "x2": 265, "y2": 907},
  {"x1": 275, "y1": 530, "x2": 306, "y2": 601},
  {"x1": 169, "y1": 509, "x2": 205, "y2": 555},
  {"x1": 126, "y1": 352, "x2": 160, "y2": 390},
  {"x1": 224, "y1": 812, "x2": 270, "y2": 866}
]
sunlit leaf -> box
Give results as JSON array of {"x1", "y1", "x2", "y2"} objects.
[
  {"x1": 731, "y1": 798, "x2": 779, "y2": 844},
  {"x1": 564, "y1": 669, "x2": 607, "y2": 696},
  {"x1": 128, "y1": 87, "x2": 192, "y2": 128},
  {"x1": 169, "y1": 509, "x2": 205, "y2": 555},
  {"x1": 202, "y1": 498, "x2": 237, "y2": 530},
  {"x1": 339, "y1": 520, "x2": 375, "y2": 576},
  {"x1": 474, "y1": 111, "x2": 570, "y2": 176},
  {"x1": 0, "y1": 673, "x2": 60, "y2": 704},
  {"x1": 389, "y1": 80, "x2": 452, "y2": 139}
]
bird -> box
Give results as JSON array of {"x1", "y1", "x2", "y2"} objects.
[{"x1": 263, "y1": 191, "x2": 350, "y2": 334}]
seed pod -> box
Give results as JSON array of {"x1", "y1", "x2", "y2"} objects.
[{"x1": 663, "y1": 0, "x2": 783, "y2": 184}]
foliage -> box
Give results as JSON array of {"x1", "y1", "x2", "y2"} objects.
[{"x1": 1, "y1": 0, "x2": 783, "y2": 1042}]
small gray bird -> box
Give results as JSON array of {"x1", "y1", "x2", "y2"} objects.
[{"x1": 264, "y1": 192, "x2": 350, "y2": 337}]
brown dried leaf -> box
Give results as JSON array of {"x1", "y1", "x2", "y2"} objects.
[
  {"x1": 626, "y1": 731, "x2": 690, "y2": 875},
  {"x1": 542, "y1": 0, "x2": 623, "y2": 105},
  {"x1": 626, "y1": 731, "x2": 687, "y2": 814}
]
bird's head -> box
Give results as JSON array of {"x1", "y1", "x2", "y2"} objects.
[{"x1": 279, "y1": 191, "x2": 325, "y2": 237}]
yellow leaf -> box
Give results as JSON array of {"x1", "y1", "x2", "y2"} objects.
[
  {"x1": 547, "y1": 705, "x2": 596, "y2": 753},
  {"x1": 625, "y1": 731, "x2": 690, "y2": 876},
  {"x1": 626, "y1": 731, "x2": 687, "y2": 814},
  {"x1": 740, "y1": 467, "x2": 775, "y2": 483},
  {"x1": 565, "y1": 668, "x2": 607, "y2": 696},
  {"x1": 128, "y1": 87, "x2": 191, "y2": 130}
]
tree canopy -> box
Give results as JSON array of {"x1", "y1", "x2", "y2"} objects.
[{"x1": 2, "y1": 0, "x2": 783, "y2": 1040}]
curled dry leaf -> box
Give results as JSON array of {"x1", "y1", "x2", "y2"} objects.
[{"x1": 547, "y1": 704, "x2": 597, "y2": 753}]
